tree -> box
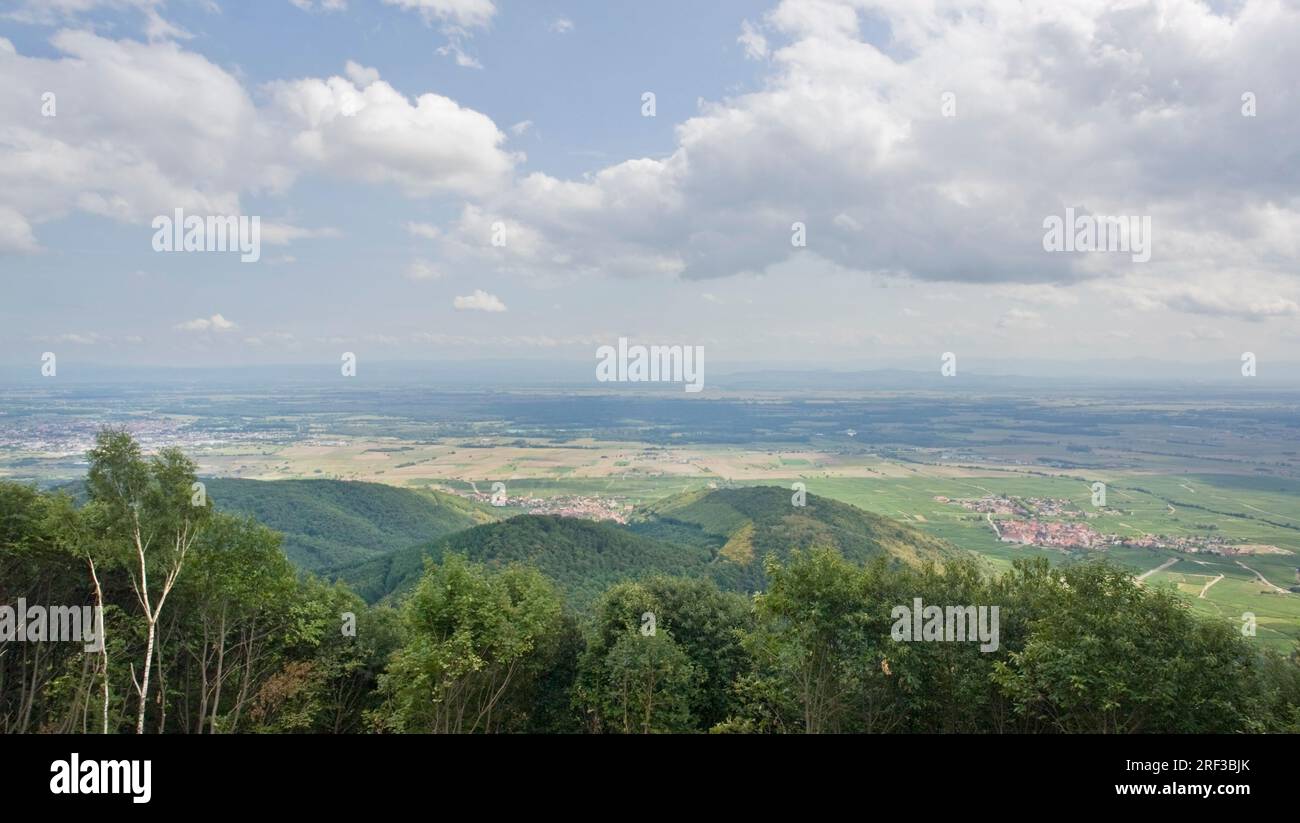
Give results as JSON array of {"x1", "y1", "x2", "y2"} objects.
[
  {"x1": 600, "y1": 631, "x2": 695, "y2": 733},
  {"x1": 992, "y1": 559, "x2": 1259, "y2": 733},
  {"x1": 43, "y1": 494, "x2": 113, "y2": 733},
  {"x1": 86, "y1": 430, "x2": 210, "y2": 734},
  {"x1": 739, "y1": 549, "x2": 873, "y2": 733},
  {"x1": 373, "y1": 554, "x2": 564, "y2": 733},
  {"x1": 576, "y1": 577, "x2": 748, "y2": 732}
]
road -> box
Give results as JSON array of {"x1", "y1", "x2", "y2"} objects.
[
  {"x1": 1235, "y1": 561, "x2": 1292, "y2": 594},
  {"x1": 1198, "y1": 574, "x2": 1225, "y2": 599},
  {"x1": 1136, "y1": 557, "x2": 1178, "y2": 584}
]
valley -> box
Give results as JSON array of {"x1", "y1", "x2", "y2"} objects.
[{"x1": 4, "y1": 378, "x2": 1298, "y2": 650}]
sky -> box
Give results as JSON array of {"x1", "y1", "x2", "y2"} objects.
[{"x1": 1, "y1": 0, "x2": 1298, "y2": 374}]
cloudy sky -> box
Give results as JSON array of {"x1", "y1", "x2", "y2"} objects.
[{"x1": 1, "y1": 0, "x2": 1298, "y2": 371}]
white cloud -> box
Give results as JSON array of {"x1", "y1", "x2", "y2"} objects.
[
  {"x1": 0, "y1": 206, "x2": 39, "y2": 253},
  {"x1": 996, "y1": 308, "x2": 1045, "y2": 331},
  {"x1": 549, "y1": 18, "x2": 574, "y2": 34},
  {"x1": 35, "y1": 332, "x2": 109, "y2": 345},
  {"x1": 343, "y1": 60, "x2": 380, "y2": 87},
  {"x1": 0, "y1": 37, "x2": 516, "y2": 250},
  {"x1": 1102, "y1": 275, "x2": 1300, "y2": 321},
  {"x1": 260, "y1": 223, "x2": 340, "y2": 245},
  {"x1": 429, "y1": 0, "x2": 1300, "y2": 320},
  {"x1": 382, "y1": 0, "x2": 495, "y2": 29},
  {"x1": 175, "y1": 313, "x2": 237, "y2": 332},
  {"x1": 405, "y1": 259, "x2": 442, "y2": 280},
  {"x1": 738, "y1": 20, "x2": 768, "y2": 59},
  {"x1": 436, "y1": 42, "x2": 483, "y2": 69},
  {"x1": 290, "y1": 0, "x2": 347, "y2": 12},
  {"x1": 994, "y1": 284, "x2": 1080, "y2": 308},
  {"x1": 5, "y1": 1, "x2": 191, "y2": 41},
  {"x1": 0, "y1": 31, "x2": 280, "y2": 233},
  {"x1": 266, "y1": 64, "x2": 517, "y2": 196},
  {"x1": 453, "y1": 289, "x2": 507, "y2": 312}
]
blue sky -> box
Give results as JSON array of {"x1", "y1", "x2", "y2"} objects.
[{"x1": 1, "y1": 0, "x2": 1299, "y2": 373}]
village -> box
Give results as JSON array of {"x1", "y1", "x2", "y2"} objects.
[
  {"x1": 463, "y1": 488, "x2": 633, "y2": 524},
  {"x1": 941, "y1": 494, "x2": 1288, "y2": 557}
]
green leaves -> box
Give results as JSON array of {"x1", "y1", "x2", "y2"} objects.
[{"x1": 373, "y1": 554, "x2": 565, "y2": 733}]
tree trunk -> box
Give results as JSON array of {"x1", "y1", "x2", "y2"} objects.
[
  {"x1": 136, "y1": 617, "x2": 156, "y2": 734},
  {"x1": 87, "y1": 557, "x2": 110, "y2": 734}
]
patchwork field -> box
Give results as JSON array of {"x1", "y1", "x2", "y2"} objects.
[{"x1": 3, "y1": 384, "x2": 1297, "y2": 649}]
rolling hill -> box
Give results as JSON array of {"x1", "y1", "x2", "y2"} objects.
[
  {"x1": 332, "y1": 485, "x2": 957, "y2": 604},
  {"x1": 332, "y1": 514, "x2": 713, "y2": 605},
  {"x1": 629, "y1": 485, "x2": 957, "y2": 590},
  {"x1": 205, "y1": 478, "x2": 500, "y2": 571}
]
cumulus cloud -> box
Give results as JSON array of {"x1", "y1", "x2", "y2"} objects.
[
  {"x1": 0, "y1": 37, "x2": 515, "y2": 248},
  {"x1": 10, "y1": 0, "x2": 1300, "y2": 349},
  {"x1": 175, "y1": 314, "x2": 237, "y2": 332},
  {"x1": 266, "y1": 63, "x2": 518, "y2": 196},
  {"x1": 453, "y1": 289, "x2": 507, "y2": 312},
  {"x1": 0, "y1": 31, "x2": 280, "y2": 234},
  {"x1": 430, "y1": 0, "x2": 1300, "y2": 323}
]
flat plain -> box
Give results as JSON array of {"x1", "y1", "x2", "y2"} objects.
[{"x1": 3, "y1": 379, "x2": 1297, "y2": 648}]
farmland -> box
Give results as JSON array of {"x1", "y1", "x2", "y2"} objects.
[{"x1": 2, "y1": 378, "x2": 1297, "y2": 648}]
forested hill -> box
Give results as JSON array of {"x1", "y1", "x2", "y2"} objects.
[
  {"x1": 630, "y1": 485, "x2": 957, "y2": 590},
  {"x1": 204, "y1": 478, "x2": 500, "y2": 571},
  {"x1": 7, "y1": 436, "x2": 1299, "y2": 735},
  {"x1": 333, "y1": 514, "x2": 713, "y2": 605},
  {"x1": 332, "y1": 485, "x2": 959, "y2": 603}
]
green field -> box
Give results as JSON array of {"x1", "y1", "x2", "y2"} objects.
[
  {"x1": 711, "y1": 472, "x2": 1300, "y2": 652},
  {"x1": 399, "y1": 465, "x2": 1300, "y2": 650}
]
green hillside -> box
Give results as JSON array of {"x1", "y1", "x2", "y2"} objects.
[
  {"x1": 334, "y1": 514, "x2": 713, "y2": 605},
  {"x1": 630, "y1": 485, "x2": 957, "y2": 590},
  {"x1": 205, "y1": 478, "x2": 500, "y2": 571},
  {"x1": 336, "y1": 485, "x2": 958, "y2": 604}
]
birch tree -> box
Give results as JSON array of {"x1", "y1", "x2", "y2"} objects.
[{"x1": 86, "y1": 430, "x2": 209, "y2": 734}]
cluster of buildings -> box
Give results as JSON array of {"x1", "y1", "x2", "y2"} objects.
[
  {"x1": 993, "y1": 518, "x2": 1287, "y2": 558},
  {"x1": 0, "y1": 416, "x2": 287, "y2": 463},
  {"x1": 996, "y1": 519, "x2": 1107, "y2": 550},
  {"x1": 1114, "y1": 534, "x2": 1286, "y2": 557},
  {"x1": 466, "y1": 490, "x2": 633, "y2": 524},
  {"x1": 943, "y1": 494, "x2": 1084, "y2": 518}
]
